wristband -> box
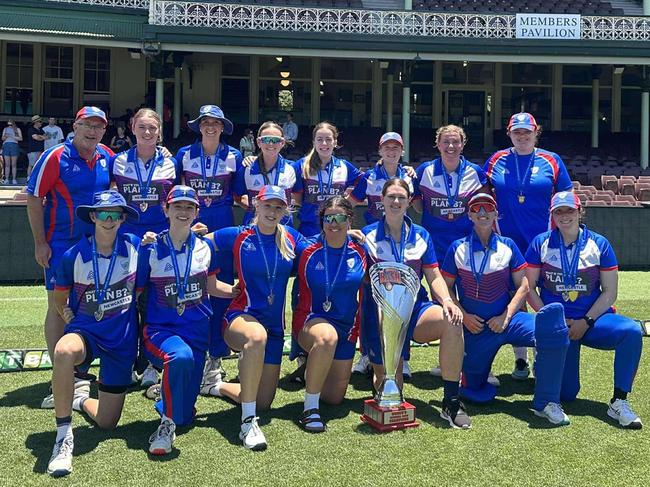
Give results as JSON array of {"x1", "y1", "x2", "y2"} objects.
[{"x1": 583, "y1": 316, "x2": 595, "y2": 328}]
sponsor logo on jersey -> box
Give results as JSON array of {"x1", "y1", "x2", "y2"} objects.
[
  {"x1": 347, "y1": 258, "x2": 355, "y2": 269},
  {"x1": 73, "y1": 165, "x2": 81, "y2": 173},
  {"x1": 315, "y1": 261, "x2": 325, "y2": 271},
  {"x1": 164, "y1": 262, "x2": 174, "y2": 272}
]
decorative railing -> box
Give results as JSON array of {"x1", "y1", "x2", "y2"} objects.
[{"x1": 43, "y1": 0, "x2": 650, "y2": 41}]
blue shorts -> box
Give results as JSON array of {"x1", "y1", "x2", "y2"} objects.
[
  {"x1": 71, "y1": 329, "x2": 136, "y2": 391},
  {"x1": 224, "y1": 310, "x2": 284, "y2": 365},
  {"x1": 367, "y1": 300, "x2": 434, "y2": 366},
  {"x1": 2, "y1": 141, "x2": 19, "y2": 157},
  {"x1": 46, "y1": 239, "x2": 77, "y2": 291},
  {"x1": 291, "y1": 314, "x2": 357, "y2": 361}
]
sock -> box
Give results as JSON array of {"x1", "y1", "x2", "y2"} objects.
[
  {"x1": 72, "y1": 395, "x2": 88, "y2": 412},
  {"x1": 55, "y1": 416, "x2": 72, "y2": 442},
  {"x1": 207, "y1": 381, "x2": 223, "y2": 397},
  {"x1": 304, "y1": 392, "x2": 320, "y2": 412},
  {"x1": 241, "y1": 401, "x2": 256, "y2": 422},
  {"x1": 443, "y1": 380, "x2": 460, "y2": 401},
  {"x1": 612, "y1": 387, "x2": 628, "y2": 402}
]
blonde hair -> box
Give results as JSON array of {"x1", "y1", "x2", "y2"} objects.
[
  {"x1": 435, "y1": 124, "x2": 467, "y2": 148},
  {"x1": 302, "y1": 122, "x2": 339, "y2": 179},
  {"x1": 256, "y1": 121, "x2": 285, "y2": 183},
  {"x1": 131, "y1": 108, "x2": 163, "y2": 143},
  {"x1": 252, "y1": 203, "x2": 295, "y2": 261}
]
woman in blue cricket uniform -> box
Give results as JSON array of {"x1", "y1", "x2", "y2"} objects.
[
  {"x1": 175, "y1": 105, "x2": 243, "y2": 397},
  {"x1": 233, "y1": 121, "x2": 298, "y2": 226},
  {"x1": 292, "y1": 197, "x2": 366, "y2": 432},
  {"x1": 47, "y1": 190, "x2": 139, "y2": 477},
  {"x1": 526, "y1": 192, "x2": 643, "y2": 429},
  {"x1": 348, "y1": 131, "x2": 416, "y2": 378},
  {"x1": 485, "y1": 112, "x2": 573, "y2": 379},
  {"x1": 441, "y1": 193, "x2": 570, "y2": 426},
  {"x1": 202, "y1": 185, "x2": 303, "y2": 451},
  {"x1": 363, "y1": 179, "x2": 470, "y2": 429},
  {"x1": 111, "y1": 107, "x2": 179, "y2": 387},
  {"x1": 137, "y1": 186, "x2": 237, "y2": 456}
]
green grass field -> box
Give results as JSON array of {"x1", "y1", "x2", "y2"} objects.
[{"x1": 1, "y1": 274, "x2": 649, "y2": 486}]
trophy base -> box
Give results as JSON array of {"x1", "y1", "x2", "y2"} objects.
[{"x1": 360, "y1": 399, "x2": 419, "y2": 432}]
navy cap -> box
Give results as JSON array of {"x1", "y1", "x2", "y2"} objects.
[
  {"x1": 76, "y1": 190, "x2": 138, "y2": 223},
  {"x1": 188, "y1": 105, "x2": 233, "y2": 135}
]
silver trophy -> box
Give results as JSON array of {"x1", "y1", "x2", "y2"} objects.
[{"x1": 369, "y1": 262, "x2": 420, "y2": 408}]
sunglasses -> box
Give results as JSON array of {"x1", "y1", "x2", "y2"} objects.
[
  {"x1": 259, "y1": 135, "x2": 283, "y2": 145},
  {"x1": 323, "y1": 214, "x2": 349, "y2": 224},
  {"x1": 94, "y1": 210, "x2": 124, "y2": 221},
  {"x1": 469, "y1": 203, "x2": 496, "y2": 214}
]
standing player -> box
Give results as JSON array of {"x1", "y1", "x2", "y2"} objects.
[
  {"x1": 441, "y1": 193, "x2": 570, "y2": 426},
  {"x1": 137, "y1": 186, "x2": 238, "y2": 455},
  {"x1": 525, "y1": 192, "x2": 642, "y2": 429},
  {"x1": 202, "y1": 185, "x2": 303, "y2": 450},
  {"x1": 292, "y1": 197, "x2": 366, "y2": 432},
  {"x1": 175, "y1": 105, "x2": 243, "y2": 396},
  {"x1": 362, "y1": 179, "x2": 469, "y2": 428},
  {"x1": 27, "y1": 106, "x2": 113, "y2": 408},
  {"x1": 233, "y1": 121, "x2": 297, "y2": 227},
  {"x1": 485, "y1": 112, "x2": 573, "y2": 379},
  {"x1": 46, "y1": 190, "x2": 139, "y2": 476}
]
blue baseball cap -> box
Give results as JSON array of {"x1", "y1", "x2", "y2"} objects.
[
  {"x1": 379, "y1": 132, "x2": 403, "y2": 147},
  {"x1": 188, "y1": 105, "x2": 233, "y2": 135},
  {"x1": 75, "y1": 106, "x2": 108, "y2": 125},
  {"x1": 76, "y1": 190, "x2": 139, "y2": 223},
  {"x1": 507, "y1": 112, "x2": 538, "y2": 132},
  {"x1": 256, "y1": 185, "x2": 288, "y2": 205},
  {"x1": 550, "y1": 191, "x2": 581, "y2": 212},
  {"x1": 166, "y1": 185, "x2": 199, "y2": 206}
]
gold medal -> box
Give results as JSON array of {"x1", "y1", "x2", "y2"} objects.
[
  {"x1": 447, "y1": 212, "x2": 454, "y2": 220},
  {"x1": 176, "y1": 303, "x2": 185, "y2": 316}
]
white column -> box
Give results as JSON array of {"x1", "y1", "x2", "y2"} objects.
[
  {"x1": 591, "y1": 77, "x2": 599, "y2": 148},
  {"x1": 173, "y1": 66, "x2": 181, "y2": 138},
  {"x1": 642, "y1": 90, "x2": 649, "y2": 169},
  {"x1": 402, "y1": 85, "x2": 411, "y2": 162},
  {"x1": 371, "y1": 60, "x2": 382, "y2": 128},
  {"x1": 386, "y1": 73, "x2": 394, "y2": 132},
  {"x1": 612, "y1": 68, "x2": 622, "y2": 133},
  {"x1": 404, "y1": 0, "x2": 412, "y2": 10},
  {"x1": 552, "y1": 64, "x2": 563, "y2": 131},
  {"x1": 493, "y1": 63, "x2": 502, "y2": 131},
  {"x1": 311, "y1": 58, "x2": 321, "y2": 125},
  {"x1": 155, "y1": 78, "x2": 164, "y2": 116},
  {"x1": 644, "y1": 0, "x2": 650, "y2": 14}
]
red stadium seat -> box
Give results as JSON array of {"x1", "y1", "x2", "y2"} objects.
[
  {"x1": 584, "y1": 200, "x2": 609, "y2": 207},
  {"x1": 600, "y1": 175, "x2": 618, "y2": 194}
]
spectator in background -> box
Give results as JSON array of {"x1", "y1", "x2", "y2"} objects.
[
  {"x1": 43, "y1": 117, "x2": 65, "y2": 151},
  {"x1": 27, "y1": 115, "x2": 46, "y2": 178},
  {"x1": 283, "y1": 113, "x2": 298, "y2": 148},
  {"x1": 110, "y1": 124, "x2": 133, "y2": 154},
  {"x1": 2, "y1": 119, "x2": 23, "y2": 184},
  {"x1": 239, "y1": 128, "x2": 256, "y2": 158}
]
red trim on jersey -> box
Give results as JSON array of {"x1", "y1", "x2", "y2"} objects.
[
  {"x1": 423, "y1": 262, "x2": 439, "y2": 269},
  {"x1": 143, "y1": 325, "x2": 173, "y2": 418},
  {"x1": 526, "y1": 263, "x2": 542, "y2": 268},
  {"x1": 537, "y1": 151, "x2": 559, "y2": 185},
  {"x1": 484, "y1": 150, "x2": 509, "y2": 180},
  {"x1": 347, "y1": 192, "x2": 365, "y2": 203},
  {"x1": 54, "y1": 284, "x2": 71, "y2": 291},
  {"x1": 601, "y1": 265, "x2": 618, "y2": 271},
  {"x1": 439, "y1": 269, "x2": 456, "y2": 279},
  {"x1": 293, "y1": 241, "x2": 322, "y2": 339},
  {"x1": 228, "y1": 228, "x2": 256, "y2": 314},
  {"x1": 512, "y1": 262, "x2": 527, "y2": 272},
  {"x1": 347, "y1": 240, "x2": 367, "y2": 344}
]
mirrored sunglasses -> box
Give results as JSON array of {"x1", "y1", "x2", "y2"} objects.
[
  {"x1": 94, "y1": 210, "x2": 124, "y2": 221},
  {"x1": 469, "y1": 202, "x2": 496, "y2": 214},
  {"x1": 259, "y1": 135, "x2": 283, "y2": 145},
  {"x1": 323, "y1": 214, "x2": 349, "y2": 224}
]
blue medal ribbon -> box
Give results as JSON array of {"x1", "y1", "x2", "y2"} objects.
[
  {"x1": 439, "y1": 158, "x2": 467, "y2": 218},
  {"x1": 386, "y1": 219, "x2": 407, "y2": 263},
  {"x1": 316, "y1": 160, "x2": 334, "y2": 199},
  {"x1": 132, "y1": 147, "x2": 161, "y2": 206},
  {"x1": 258, "y1": 157, "x2": 282, "y2": 187},
  {"x1": 91, "y1": 236, "x2": 119, "y2": 321},
  {"x1": 558, "y1": 229, "x2": 584, "y2": 290},
  {"x1": 165, "y1": 232, "x2": 195, "y2": 303},
  {"x1": 254, "y1": 226, "x2": 279, "y2": 305},
  {"x1": 469, "y1": 232, "x2": 494, "y2": 299},
  {"x1": 378, "y1": 162, "x2": 404, "y2": 182},
  {"x1": 512, "y1": 148, "x2": 536, "y2": 201},
  {"x1": 321, "y1": 235, "x2": 349, "y2": 311}
]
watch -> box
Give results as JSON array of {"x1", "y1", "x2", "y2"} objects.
[{"x1": 583, "y1": 316, "x2": 595, "y2": 328}]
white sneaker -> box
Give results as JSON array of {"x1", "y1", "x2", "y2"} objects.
[
  {"x1": 149, "y1": 419, "x2": 176, "y2": 455},
  {"x1": 608, "y1": 399, "x2": 643, "y2": 429},
  {"x1": 131, "y1": 370, "x2": 141, "y2": 384},
  {"x1": 41, "y1": 392, "x2": 55, "y2": 409},
  {"x1": 47, "y1": 436, "x2": 74, "y2": 477},
  {"x1": 141, "y1": 364, "x2": 159, "y2": 387},
  {"x1": 487, "y1": 372, "x2": 500, "y2": 387},
  {"x1": 71, "y1": 380, "x2": 90, "y2": 412},
  {"x1": 200, "y1": 356, "x2": 224, "y2": 395},
  {"x1": 351, "y1": 354, "x2": 371, "y2": 375},
  {"x1": 402, "y1": 360, "x2": 412, "y2": 379},
  {"x1": 239, "y1": 416, "x2": 267, "y2": 451},
  {"x1": 534, "y1": 402, "x2": 570, "y2": 426}
]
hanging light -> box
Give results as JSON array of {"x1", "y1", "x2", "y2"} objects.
[
  {"x1": 280, "y1": 79, "x2": 291, "y2": 87},
  {"x1": 280, "y1": 70, "x2": 291, "y2": 78},
  {"x1": 276, "y1": 57, "x2": 283, "y2": 62}
]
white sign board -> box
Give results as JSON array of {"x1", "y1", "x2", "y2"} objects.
[{"x1": 515, "y1": 14, "x2": 581, "y2": 40}]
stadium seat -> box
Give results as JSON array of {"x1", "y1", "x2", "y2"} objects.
[
  {"x1": 600, "y1": 175, "x2": 618, "y2": 194},
  {"x1": 585, "y1": 200, "x2": 609, "y2": 207},
  {"x1": 610, "y1": 201, "x2": 634, "y2": 207}
]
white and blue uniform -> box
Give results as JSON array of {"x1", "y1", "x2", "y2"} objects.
[
  {"x1": 526, "y1": 227, "x2": 642, "y2": 400},
  {"x1": 55, "y1": 233, "x2": 140, "y2": 391},
  {"x1": 441, "y1": 232, "x2": 568, "y2": 408},
  {"x1": 111, "y1": 146, "x2": 178, "y2": 236},
  {"x1": 362, "y1": 216, "x2": 438, "y2": 364},
  {"x1": 292, "y1": 156, "x2": 362, "y2": 236},
  {"x1": 414, "y1": 157, "x2": 486, "y2": 260},
  {"x1": 292, "y1": 236, "x2": 367, "y2": 360},
  {"x1": 214, "y1": 225, "x2": 304, "y2": 365},
  {"x1": 137, "y1": 232, "x2": 218, "y2": 426},
  {"x1": 176, "y1": 141, "x2": 242, "y2": 359},
  {"x1": 484, "y1": 148, "x2": 572, "y2": 253},
  {"x1": 233, "y1": 155, "x2": 297, "y2": 226},
  {"x1": 349, "y1": 163, "x2": 415, "y2": 225}
]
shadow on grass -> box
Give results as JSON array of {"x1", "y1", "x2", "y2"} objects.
[{"x1": 0, "y1": 380, "x2": 52, "y2": 409}]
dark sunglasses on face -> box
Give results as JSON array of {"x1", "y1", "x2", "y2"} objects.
[
  {"x1": 94, "y1": 210, "x2": 124, "y2": 222},
  {"x1": 469, "y1": 203, "x2": 496, "y2": 214},
  {"x1": 259, "y1": 135, "x2": 283, "y2": 145},
  {"x1": 323, "y1": 214, "x2": 349, "y2": 224}
]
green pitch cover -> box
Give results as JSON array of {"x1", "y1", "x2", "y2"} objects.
[{"x1": 0, "y1": 349, "x2": 99, "y2": 372}]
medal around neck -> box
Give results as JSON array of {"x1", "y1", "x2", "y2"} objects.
[{"x1": 361, "y1": 262, "x2": 420, "y2": 432}]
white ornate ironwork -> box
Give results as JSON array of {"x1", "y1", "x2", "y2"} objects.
[
  {"x1": 44, "y1": 0, "x2": 650, "y2": 41},
  {"x1": 45, "y1": 0, "x2": 150, "y2": 9}
]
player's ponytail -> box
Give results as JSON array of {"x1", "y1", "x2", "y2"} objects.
[{"x1": 275, "y1": 224, "x2": 295, "y2": 261}]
